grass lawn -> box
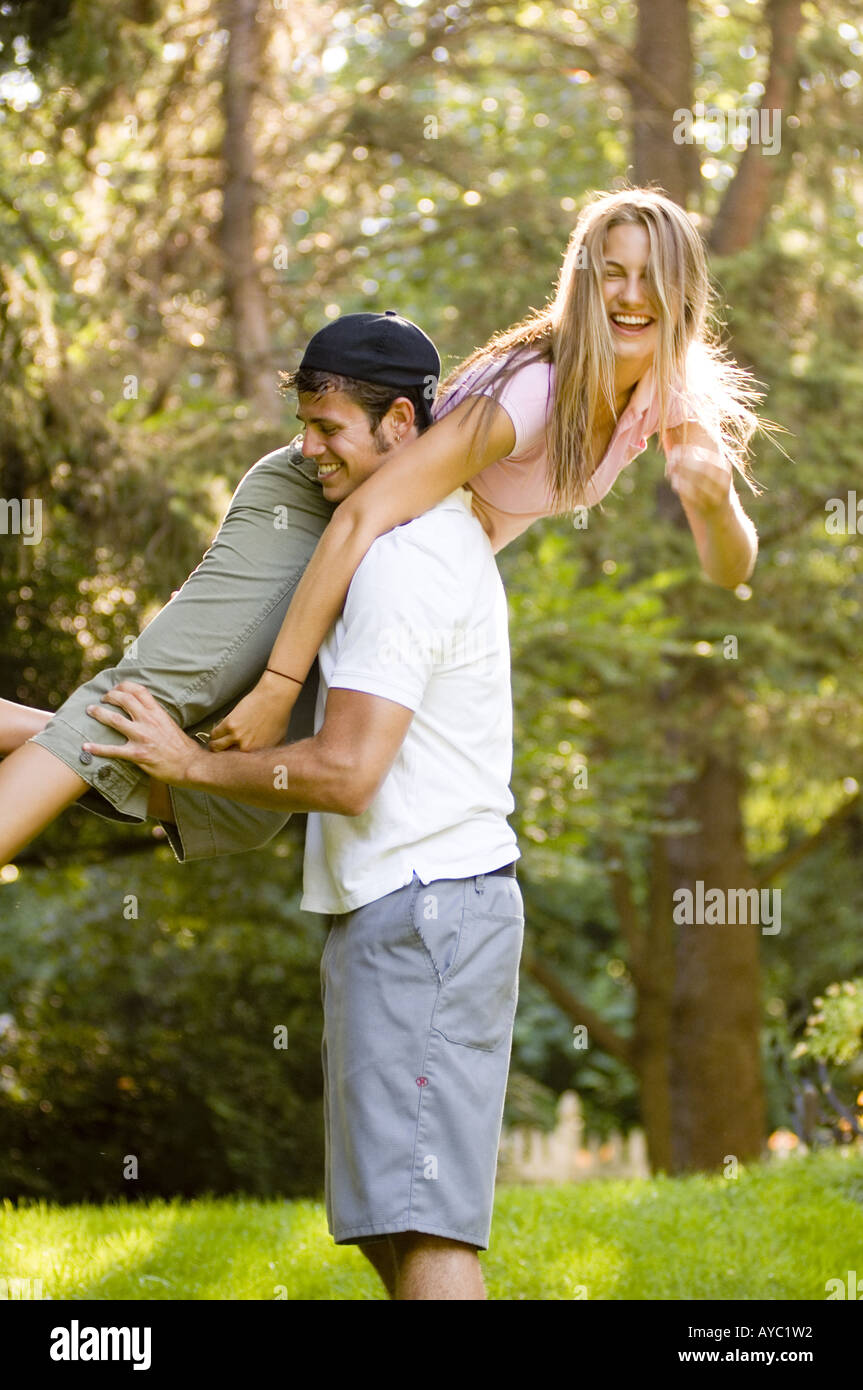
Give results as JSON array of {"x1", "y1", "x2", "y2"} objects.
[{"x1": 2, "y1": 1149, "x2": 861, "y2": 1300}]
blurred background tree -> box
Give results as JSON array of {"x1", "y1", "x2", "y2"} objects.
[{"x1": 1, "y1": 0, "x2": 862, "y2": 1197}]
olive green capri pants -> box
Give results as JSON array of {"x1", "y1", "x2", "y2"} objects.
[{"x1": 28, "y1": 441, "x2": 336, "y2": 862}]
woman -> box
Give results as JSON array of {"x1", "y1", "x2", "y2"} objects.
[{"x1": 0, "y1": 187, "x2": 762, "y2": 865}]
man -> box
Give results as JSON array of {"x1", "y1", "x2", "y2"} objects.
[
  {"x1": 1, "y1": 313, "x2": 430, "y2": 864},
  {"x1": 81, "y1": 314, "x2": 525, "y2": 1301}
]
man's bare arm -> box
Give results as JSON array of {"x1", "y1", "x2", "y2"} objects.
[{"x1": 85, "y1": 682, "x2": 414, "y2": 817}]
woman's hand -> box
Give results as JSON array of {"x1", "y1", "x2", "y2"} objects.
[
  {"x1": 208, "y1": 672, "x2": 299, "y2": 752},
  {"x1": 666, "y1": 441, "x2": 732, "y2": 516},
  {"x1": 664, "y1": 426, "x2": 757, "y2": 588}
]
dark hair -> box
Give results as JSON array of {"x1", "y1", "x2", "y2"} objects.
[{"x1": 279, "y1": 367, "x2": 431, "y2": 434}]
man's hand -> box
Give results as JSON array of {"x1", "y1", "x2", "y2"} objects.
[
  {"x1": 83, "y1": 682, "x2": 204, "y2": 785},
  {"x1": 208, "y1": 672, "x2": 298, "y2": 752}
]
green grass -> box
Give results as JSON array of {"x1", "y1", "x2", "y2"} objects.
[{"x1": 2, "y1": 1150, "x2": 861, "y2": 1300}]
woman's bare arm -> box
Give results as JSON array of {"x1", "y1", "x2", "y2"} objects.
[
  {"x1": 209, "y1": 397, "x2": 516, "y2": 749},
  {"x1": 664, "y1": 420, "x2": 758, "y2": 588}
]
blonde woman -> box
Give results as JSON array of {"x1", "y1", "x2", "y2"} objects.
[{"x1": 0, "y1": 187, "x2": 761, "y2": 864}]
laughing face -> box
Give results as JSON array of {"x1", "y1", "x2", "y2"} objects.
[
  {"x1": 601, "y1": 222, "x2": 660, "y2": 373},
  {"x1": 296, "y1": 390, "x2": 414, "y2": 503}
]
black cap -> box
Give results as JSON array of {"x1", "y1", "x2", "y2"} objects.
[{"x1": 299, "y1": 310, "x2": 441, "y2": 427}]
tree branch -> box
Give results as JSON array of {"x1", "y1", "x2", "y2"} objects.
[
  {"x1": 709, "y1": 0, "x2": 805, "y2": 254},
  {"x1": 521, "y1": 942, "x2": 634, "y2": 1068},
  {"x1": 0, "y1": 189, "x2": 67, "y2": 280},
  {"x1": 755, "y1": 792, "x2": 861, "y2": 886},
  {"x1": 606, "y1": 838, "x2": 648, "y2": 990}
]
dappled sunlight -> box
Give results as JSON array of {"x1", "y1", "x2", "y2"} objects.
[
  {"x1": 1, "y1": 1200, "x2": 178, "y2": 1299},
  {"x1": 0, "y1": 1197, "x2": 382, "y2": 1300},
  {"x1": 2, "y1": 1154, "x2": 862, "y2": 1299},
  {"x1": 487, "y1": 1232, "x2": 630, "y2": 1301}
]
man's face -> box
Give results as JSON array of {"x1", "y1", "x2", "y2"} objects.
[{"x1": 296, "y1": 390, "x2": 409, "y2": 503}]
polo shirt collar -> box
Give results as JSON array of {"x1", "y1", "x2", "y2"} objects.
[{"x1": 286, "y1": 444, "x2": 322, "y2": 483}]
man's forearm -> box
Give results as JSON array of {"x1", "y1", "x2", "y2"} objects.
[
  {"x1": 177, "y1": 736, "x2": 361, "y2": 815},
  {"x1": 84, "y1": 683, "x2": 401, "y2": 821}
]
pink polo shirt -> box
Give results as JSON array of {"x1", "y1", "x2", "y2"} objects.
[{"x1": 432, "y1": 353, "x2": 697, "y2": 552}]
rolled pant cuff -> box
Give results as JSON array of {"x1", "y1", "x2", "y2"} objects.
[{"x1": 28, "y1": 713, "x2": 150, "y2": 821}]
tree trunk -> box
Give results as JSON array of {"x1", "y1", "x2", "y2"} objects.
[
  {"x1": 709, "y1": 0, "x2": 804, "y2": 255},
  {"x1": 664, "y1": 746, "x2": 766, "y2": 1171},
  {"x1": 627, "y1": 0, "x2": 699, "y2": 204},
  {"x1": 627, "y1": 0, "x2": 770, "y2": 1172},
  {"x1": 632, "y1": 833, "x2": 675, "y2": 1173},
  {"x1": 221, "y1": 0, "x2": 278, "y2": 421}
]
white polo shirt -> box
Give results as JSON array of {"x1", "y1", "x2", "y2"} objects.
[{"x1": 300, "y1": 488, "x2": 520, "y2": 915}]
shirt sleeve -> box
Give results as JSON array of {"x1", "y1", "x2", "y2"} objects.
[
  {"x1": 486, "y1": 358, "x2": 554, "y2": 457},
  {"x1": 326, "y1": 535, "x2": 455, "y2": 713},
  {"x1": 435, "y1": 356, "x2": 553, "y2": 459}
]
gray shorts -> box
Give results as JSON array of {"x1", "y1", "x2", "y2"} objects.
[
  {"x1": 321, "y1": 866, "x2": 524, "y2": 1251},
  {"x1": 28, "y1": 441, "x2": 336, "y2": 861}
]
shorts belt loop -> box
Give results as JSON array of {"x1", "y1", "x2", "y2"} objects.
[{"x1": 476, "y1": 872, "x2": 485, "y2": 895}]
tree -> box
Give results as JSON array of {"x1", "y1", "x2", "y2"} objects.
[{"x1": 220, "y1": 0, "x2": 278, "y2": 420}]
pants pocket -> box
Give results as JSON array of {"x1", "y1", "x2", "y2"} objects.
[{"x1": 413, "y1": 877, "x2": 524, "y2": 1052}]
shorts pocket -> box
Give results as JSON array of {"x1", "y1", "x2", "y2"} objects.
[
  {"x1": 429, "y1": 880, "x2": 524, "y2": 1052},
  {"x1": 409, "y1": 877, "x2": 458, "y2": 982}
]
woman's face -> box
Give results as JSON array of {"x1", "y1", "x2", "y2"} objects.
[{"x1": 601, "y1": 223, "x2": 660, "y2": 370}]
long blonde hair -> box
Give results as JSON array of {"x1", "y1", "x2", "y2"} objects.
[{"x1": 437, "y1": 185, "x2": 764, "y2": 510}]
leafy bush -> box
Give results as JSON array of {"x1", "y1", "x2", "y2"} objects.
[
  {"x1": 0, "y1": 825, "x2": 328, "y2": 1202},
  {"x1": 793, "y1": 980, "x2": 863, "y2": 1068}
]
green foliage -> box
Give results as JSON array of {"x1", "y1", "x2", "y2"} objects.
[
  {"x1": 0, "y1": 827, "x2": 328, "y2": 1201},
  {"x1": 794, "y1": 980, "x2": 863, "y2": 1068}
]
